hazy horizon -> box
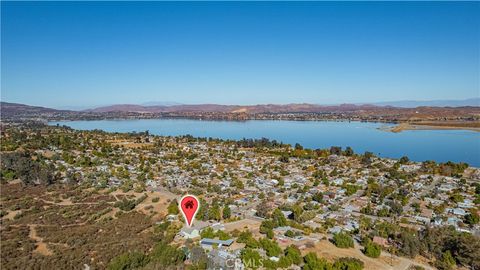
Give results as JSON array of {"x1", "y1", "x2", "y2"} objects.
[
  {"x1": 3, "y1": 97, "x2": 480, "y2": 111},
  {"x1": 1, "y1": 2, "x2": 479, "y2": 108}
]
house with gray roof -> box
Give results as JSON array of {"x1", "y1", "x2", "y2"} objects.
[{"x1": 200, "y1": 238, "x2": 234, "y2": 250}]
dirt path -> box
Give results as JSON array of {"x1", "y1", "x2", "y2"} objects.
[
  {"x1": 28, "y1": 225, "x2": 53, "y2": 256},
  {"x1": 3, "y1": 210, "x2": 21, "y2": 220},
  {"x1": 38, "y1": 198, "x2": 100, "y2": 206}
]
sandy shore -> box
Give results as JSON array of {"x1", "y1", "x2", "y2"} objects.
[{"x1": 380, "y1": 122, "x2": 480, "y2": 133}]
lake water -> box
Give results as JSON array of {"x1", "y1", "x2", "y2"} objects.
[{"x1": 50, "y1": 119, "x2": 480, "y2": 167}]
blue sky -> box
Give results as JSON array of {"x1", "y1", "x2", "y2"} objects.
[{"x1": 1, "y1": 1, "x2": 479, "y2": 108}]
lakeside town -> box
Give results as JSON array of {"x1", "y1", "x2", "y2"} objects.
[
  {"x1": 1, "y1": 123, "x2": 479, "y2": 270},
  {"x1": 2, "y1": 102, "x2": 480, "y2": 133}
]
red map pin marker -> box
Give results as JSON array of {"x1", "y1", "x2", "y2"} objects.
[{"x1": 179, "y1": 195, "x2": 200, "y2": 227}]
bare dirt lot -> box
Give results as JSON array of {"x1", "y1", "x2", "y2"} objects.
[
  {"x1": 299, "y1": 238, "x2": 434, "y2": 270},
  {"x1": 223, "y1": 218, "x2": 262, "y2": 237}
]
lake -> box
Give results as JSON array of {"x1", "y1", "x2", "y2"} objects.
[{"x1": 49, "y1": 119, "x2": 480, "y2": 167}]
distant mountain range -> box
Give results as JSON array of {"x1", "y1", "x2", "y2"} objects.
[
  {"x1": 2, "y1": 101, "x2": 479, "y2": 124},
  {"x1": 2, "y1": 98, "x2": 479, "y2": 116},
  {"x1": 85, "y1": 98, "x2": 480, "y2": 113},
  {"x1": 47, "y1": 98, "x2": 477, "y2": 111},
  {"x1": 366, "y1": 98, "x2": 480, "y2": 108},
  {"x1": 85, "y1": 103, "x2": 383, "y2": 114},
  {"x1": 140, "y1": 101, "x2": 183, "y2": 106},
  {"x1": 1, "y1": 98, "x2": 480, "y2": 116}
]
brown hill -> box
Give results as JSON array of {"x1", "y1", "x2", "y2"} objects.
[
  {"x1": 2, "y1": 101, "x2": 479, "y2": 124},
  {"x1": 0, "y1": 102, "x2": 69, "y2": 118},
  {"x1": 87, "y1": 103, "x2": 383, "y2": 114}
]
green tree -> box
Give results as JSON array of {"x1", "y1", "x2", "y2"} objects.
[
  {"x1": 332, "y1": 232, "x2": 354, "y2": 248},
  {"x1": 277, "y1": 178, "x2": 284, "y2": 186},
  {"x1": 108, "y1": 251, "x2": 149, "y2": 270},
  {"x1": 399, "y1": 156, "x2": 410, "y2": 164},
  {"x1": 208, "y1": 204, "x2": 221, "y2": 221},
  {"x1": 284, "y1": 230, "x2": 297, "y2": 238},
  {"x1": 333, "y1": 257, "x2": 364, "y2": 270},
  {"x1": 277, "y1": 256, "x2": 292, "y2": 268},
  {"x1": 398, "y1": 230, "x2": 421, "y2": 258},
  {"x1": 464, "y1": 211, "x2": 479, "y2": 225},
  {"x1": 330, "y1": 146, "x2": 342, "y2": 155},
  {"x1": 450, "y1": 193, "x2": 464, "y2": 203},
  {"x1": 344, "y1": 184, "x2": 360, "y2": 196},
  {"x1": 233, "y1": 179, "x2": 244, "y2": 190},
  {"x1": 196, "y1": 198, "x2": 208, "y2": 221},
  {"x1": 114, "y1": 198, "x2": 136, "y2": 211},
  {"x1": 312, "y1": 192, "x2": 324, "y2": 203},
  {"x1": 272, "y1": 208, "x2": 287, "y2": 227},
  {"x1": 362, "y1": 151, "x2": 374, "y2": 164},
  {"x1": 260, "y1": 219, "x2": 274, "y2": 234},
  {"x1": 295, "y1": 143, "x2": 304, "y2": 150},
  {"x1": 237, "y1": 230, "x2": 259, "y2": 248},
  {"x1": 259, "y1": 238, "x2": 282, "y2": 257},
  {"x1": 344, "y1": 146, "x2": 354, "y2": 156},
  {"x1": 303, "y1": 252, "x2": 331, "y2": 270},
  {"x1": 240, "y1": 248, "x2": 263, "y2": 270},
  {"x1": 291, "y1": 204, "x2": 304, "y2": 223},
  {"x1": 200, "y1": 227, "x2": 216, "y2": 239},
  {"x1": 256, "y1": 200, "x2": 270, "y2": 218},
  {"x1": 361, "y1": 203, "x2": 374, "y2": 215},
  {"x1": 216, "y1": 230, "x2": 231, "y2": 241},
  {"x1": 475, "y1": 183, "x2": 480, "y2": 195},
  {"x1": 167, "y1": 199, "x2": 179, "y2": 215},
  {"x1": 363, "y1": 242, "x2": 381, "y2": 258},
  {"x1": 435, "y1": 250, "x2": 456, "y2": 270},
  {"x1": 284, "y1": 245, "x2": 302, "y2": 265},
  {"x1": 150, "y1": 242, "x2": 186, "y2": 266},
  {"x1": 222, "y1": 206, "x2": 231, "y2": 219}
]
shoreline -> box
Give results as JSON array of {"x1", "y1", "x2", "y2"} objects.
[
  {"x1": 380, "y1": 123, "x2": 480, "y2": 133},
  {"x1": 47, "y1": 118, "x2": 480, "y2": 133},
  {"x1": 31, "y1": 121, "x2": 480, "y2": 167}
]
